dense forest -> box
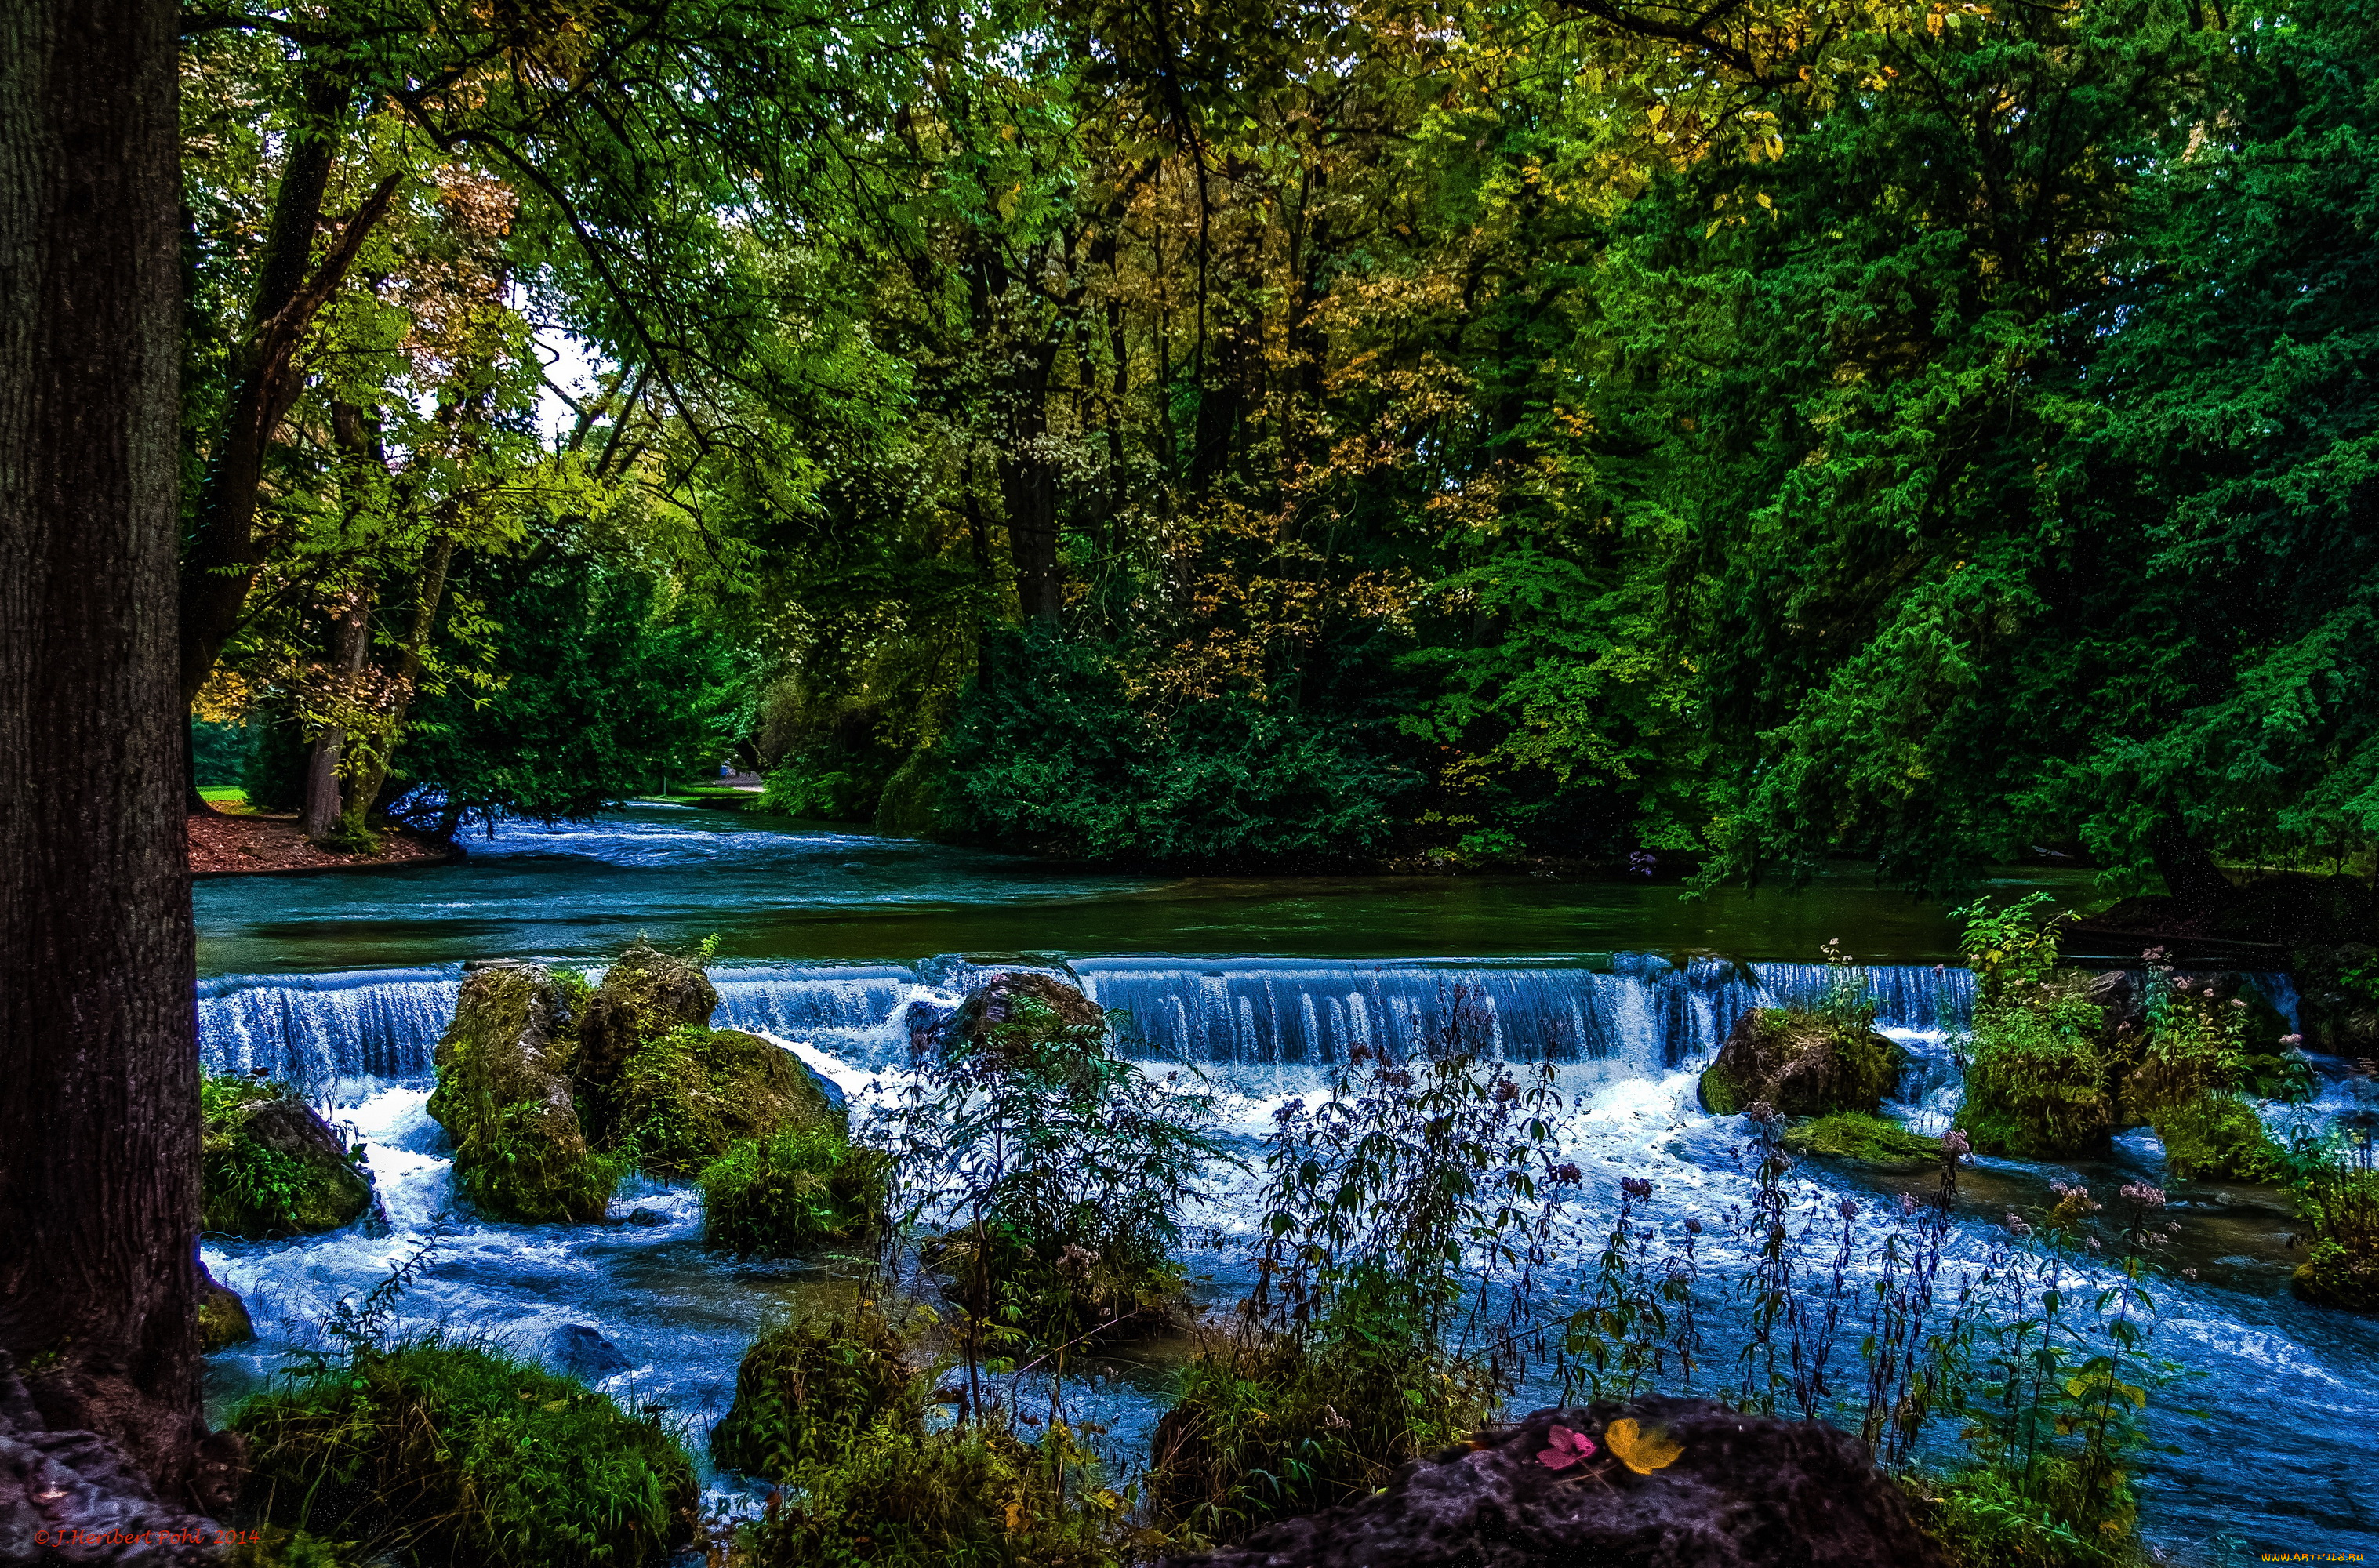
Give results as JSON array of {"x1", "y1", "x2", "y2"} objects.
[{"x1": 180, "y1": 0, "x2": 2377, "y2": 891}]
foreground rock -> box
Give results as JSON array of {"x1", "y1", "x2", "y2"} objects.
[
  {"x1": 1166, "y1": 1398, "x2": 1945, "y2": 1568},
  {"x1": 0, "y1": 1352, "x2": 233, "y2": 1564},
  {"x1": 196, "y1": 1262, "x2": 253, "y2": 1353},
  {"x1": 1698, "y1": 1009, "x2": 1905, "y2": 1119},
  {"x1": 198, "y1": 1079, "x2": 373, "y2": 1240},
  {"x1": 932, "y1": 970, "x2": 1106, "y2": 1063}
]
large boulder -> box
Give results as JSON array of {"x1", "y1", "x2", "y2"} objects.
[
  {"x1": 934, "y1": 971, "x2": 1106, "y2": 1064},
  {"x1": 1698, "y1": 1010, "x2": 1905, "y2": 1119},
  {"x1": 199, "y1": 1078, "x2": 373, "y2": 1239},
  {"x1": 1164, "y1": 1397, "x2": 1945, "y2": 1568},
  {"x1": 576, "y1": 942, "x2": 720, "y2": 1098},
  {"x1": 613, "y1": 1025, "x2": 844, "y2": 1176},
  {"x1": 427, "y1": 963, "x2": 613, "y2": 1222}
]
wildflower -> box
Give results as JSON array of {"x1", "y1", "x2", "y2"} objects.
[
  {"x1": 1684, "y1": 1216, "x2": 1703, "y2": 1235},
  {"x1": 1348, "y1": 1044, "x2": 1372, "y2": 1063},
  {"x1": 1493, "y1": 1077, "x2": 1521, "y2": 1103},
  {"x1": 1538, "y1": 1425, "x2": 1597, "y2": 1471},
  {"x1": 1899, "y1": 1193, "x2": 1920, "y2": 1216},
  {"x1": 2282, "y1": 1034, "x2": 2304, "y2": 1047},
  {"x1": 1745, "y1": 1101, "x2": 1780, "y2": 1125},
  {"x1": 2230, "y1": 998, "x2": 2248, "y2": 1011},
  {"x1": 2119, "y1": 1182, "x2": 2167, "y2": 1209},
  {"x1": 2005, "y1": 1214, "x2": 2032, "y2": 1237},
  {"x1": 1622, "y1": 1177, "x2": 1654, "y2": 1201},
  {"x1": 1549, "y1": 1163, "x2": 1583, "y2": 1185},
  {"x1": 1836, "y1": 1199, "x2": 1859, "y2": 1221},
  {"x1": 2085, "y1": 1236, "x2": 2101, "y2": 1253},
  {"x1": 1941, "y1": 1130, "x2": 1970, "y2": 1160}
]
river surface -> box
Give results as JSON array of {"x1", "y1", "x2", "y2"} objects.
[{"x1": 194, "y1": 810, "x2": 2379, "y2": 1563}]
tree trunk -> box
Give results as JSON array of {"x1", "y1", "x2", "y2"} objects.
[
  {"x1": 347, "y1": 534, "x2": 455, "y2": 823},
  {"x1": 2148, "y1": 818, "x2": 2235, "y2": 916},
  {"x1": 0, "y1": 0, "x2": 225, "y2": 1511},
  {"x1": 303, "y1": 590, "x2": 371, "y2": 841}
]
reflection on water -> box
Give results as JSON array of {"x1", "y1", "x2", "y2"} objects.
[{"x1": 195, "y1": 806, "x2": 2094, "y2": 977}]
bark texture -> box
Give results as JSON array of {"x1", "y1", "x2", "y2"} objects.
[{"x1": 0, "y1": 0, "x2": 220, "y2": 1511}]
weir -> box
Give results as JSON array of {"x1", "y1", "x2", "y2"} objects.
[{"x1": 197, "y1": 953, "x2": 1981, "y2": 1087}]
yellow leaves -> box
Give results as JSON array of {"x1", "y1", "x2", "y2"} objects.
[
  {"x1": 1646, "y1": 103, "x2": 1666, "y2": 129},
  {"x1": 1604, "y1": 1418, "x2": 1685, "y2": 1475}
]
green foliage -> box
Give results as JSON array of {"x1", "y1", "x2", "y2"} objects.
[
  {"x1": 234, "y1": 1339, "x2": 696, "y2": 1568},
  {"x1": 192, "y1": 717, "x2": 254, "y2": 788},
  {"x1": 200, "y1": 1075, "x2": 374, "y2": 1240},
  {"x1": 758, "y1": 759, "x2": 879, "y2": 822},
  {"x1": 391, "y1": 560, "x2": 741, "y2": 833},
  {"x1": 2283, "y1": 1129, "x2": 2379, "y2": 1311},
  {"x1": 895, "y1": 995, "x2": 1228, "y2": 1352},
  {"x1": 699, "y1": 1129, "x2": 890, "y2": 1258},
  {"x1": 1914, "y1": 1468, "x2": 2130, "y2": 1568},
  {"x1": 710, "y1": 1307, "x2": 921, "y2": 1479},
  {"x1": 727, "y1": 1416, "x2": 1120, "y2": 1568},
  {"x1": 612, "y1": 1025, "x2": 845, "y2": 1178},
  {"x1": 1952, "y1": 900, "x2": 2118, "y2": 1158},
  {"x1": 2130, "y1": 970, "x2": 2286, "y2": 1181},
  {"x1": 943, "y1": 629, "x2": 1418, "y2": 866}
]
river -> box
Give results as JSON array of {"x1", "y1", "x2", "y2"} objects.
[{"x1": 194, "y1": 808, "x2": 2378, "y2": 1562}]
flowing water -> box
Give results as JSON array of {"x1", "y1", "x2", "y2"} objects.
[{"x1": 195, "y1": 811, "x2": 2379, "y2": 1562}]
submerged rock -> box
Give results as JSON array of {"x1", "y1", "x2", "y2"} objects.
[
  {"x1": 1698, "y1": 1009, "x2": 1905, "y2": 1120},
  {"x1": 547, "y1": 1323, "x2": 631, "y2": 1380},
  {"x1": 427, "y1": 963, "x2": 614, "y2": 1223},
  {"x1": 1164, "y1": 1397, "x2": 1945, "y2": 1568},
  {"x1": 1782, "y1": 1112, "x2": 1945, "y2": 1174},
  {"x1": 199, "y1": 1077, "x2": 373, "y2": 1240}
]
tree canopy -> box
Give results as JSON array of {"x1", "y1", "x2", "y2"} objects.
[{"x1": 177, "y1": 0, "x2": 2379, "y2": 892}]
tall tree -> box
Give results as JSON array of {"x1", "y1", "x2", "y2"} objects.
[{"x1": 1, "y1": 0, "x2": 220, "y2": 1509}]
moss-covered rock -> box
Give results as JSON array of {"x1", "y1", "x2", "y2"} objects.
[
  {"x1": 198, "y1": 1261, "x2": 255, "y2": 1352},
  {"x1": 613, "y1": 1025, "x2": 845, "y2": 1176},
  {"x1": 700, "y1": 1127, "x2": 890, "y2": 1257},
  {"x1": 1697, "y1": 1008, "x2": 1905, "y2": 1118},
  {"x1": 711, "y1": 1308, "x2": 921, "y2": 1479},
  {"x1": 1782, "y1": 1112, "x2": 1945, "y2": 1173},
  {"x1": 575, "y1": 942, "x2": 720, "y2": 1115},
  {"x1": 427, "y1": 963, "x2": 616, "y2": 1222},
  {"x1": 937, "y1": 970, "x2": 1107, "y2": 1065},
  {"x1": 234, "y1": 1341, "x2": 696, "y2": 1567},
  {"x1": 200, "y1": 1076, "x2": 374, "y2": 1239}
]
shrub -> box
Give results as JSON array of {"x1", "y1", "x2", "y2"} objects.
[
  {"x1": 234, "y1": 1339, "x2": 696, "y2": 1568},
  {"x1": 1956, "y1": 993, "x2": 2118, "y2": 1158},
  {"x1": 2288, "y1": 1131, "x2": 2379, "y2": 1311},
  {"x1": 726, "y1": 1417, "x2": 1117, "y2": 1568},
  {"x1": 710, "y1": 1307, "x2": 921, "y2": 1479},
  {"x1": 700, "y1": 1129, "x2": 890, "y2": 1257},
  {"x1": 1910, "y1": 1468, "x2": 2127, "y2": 1568},
  {"x1": 2129, "y1": 967, "x2": 2286, "y2": 1181},
  {"x1": 895, "y1": 993, "x2": 1226, "y2": 1352},
  {"x1": 1949, "y1": 899, "x2": 2118, "y2": 1158}
]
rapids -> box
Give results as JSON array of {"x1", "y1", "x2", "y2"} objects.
[{"x1": 194, "y1": 811, "x2": 2378, "y2": 1562}]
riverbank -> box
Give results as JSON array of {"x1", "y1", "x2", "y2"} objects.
[{"x1": 188, "y1": 811, "x2": 462, "y2": 877}]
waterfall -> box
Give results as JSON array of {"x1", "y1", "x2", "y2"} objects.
[
  {"x1": 198, "y1": 967, "x2": 463, "y2": 1088},
  {"x1": 198, "y1": 953, "x2": 1983, "y2": 1090}
]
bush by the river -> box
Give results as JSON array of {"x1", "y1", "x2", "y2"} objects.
[
  {"x1": 1955, "y1": 987, "x2": 2120, "y2": 1159},
  {"x1": 700, "y1": 1127, "x2": 890, "y2": 1256},
  {"x1": 2128, "y1": 969, "x2": 2292, "y2": 1182},
  {"x1": 2290, "y1": 1135, "x2": 2379, "y2": 1312},
  {"x1": 710, "y1": 1306, "x2": 919, "y2": 1478},
  {"x1": 234, "y1": 1338, "x2": 696, "y2": 1568},
  {"x1": 200, "y1": 1075, "x2": 374, "y2": 1239}
]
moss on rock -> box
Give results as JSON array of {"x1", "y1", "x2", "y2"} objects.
[
  {"x1": 2148, "y1": 1090, "x2": 2284, "y2": 1181},
  {"x1": 198, "y1": 1261, "x2": 256, "y2": 1352},
  {"x1": 427, "y1": 963, "x2": 616, "y2": 1222},
  {"x1": 614, "y1": 1025, "x2": 844, "y2": 1177},
  {"x1": 234, "y1": 1341, "x2": 696, "y2": 1567},
  {"x1": 1953, "y1": 989, "x2": 2118, "y2": 1159},
  {"x1": 200, "y1": 1076, "x2": 373, "y2": 1240},
  {"x1": 574, "y1": 942, "x2": 720, "y2": 1121},
  {"x1": 1698, "y1": 1008, "x2": 1905, "y2": 1119},
  {"x1": 710, "y1": 1308, "x2": 921, "y2": 1479},
  {"x1": 1782, "y1": 1112, "x2": 1945, "y2": 1173}
]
